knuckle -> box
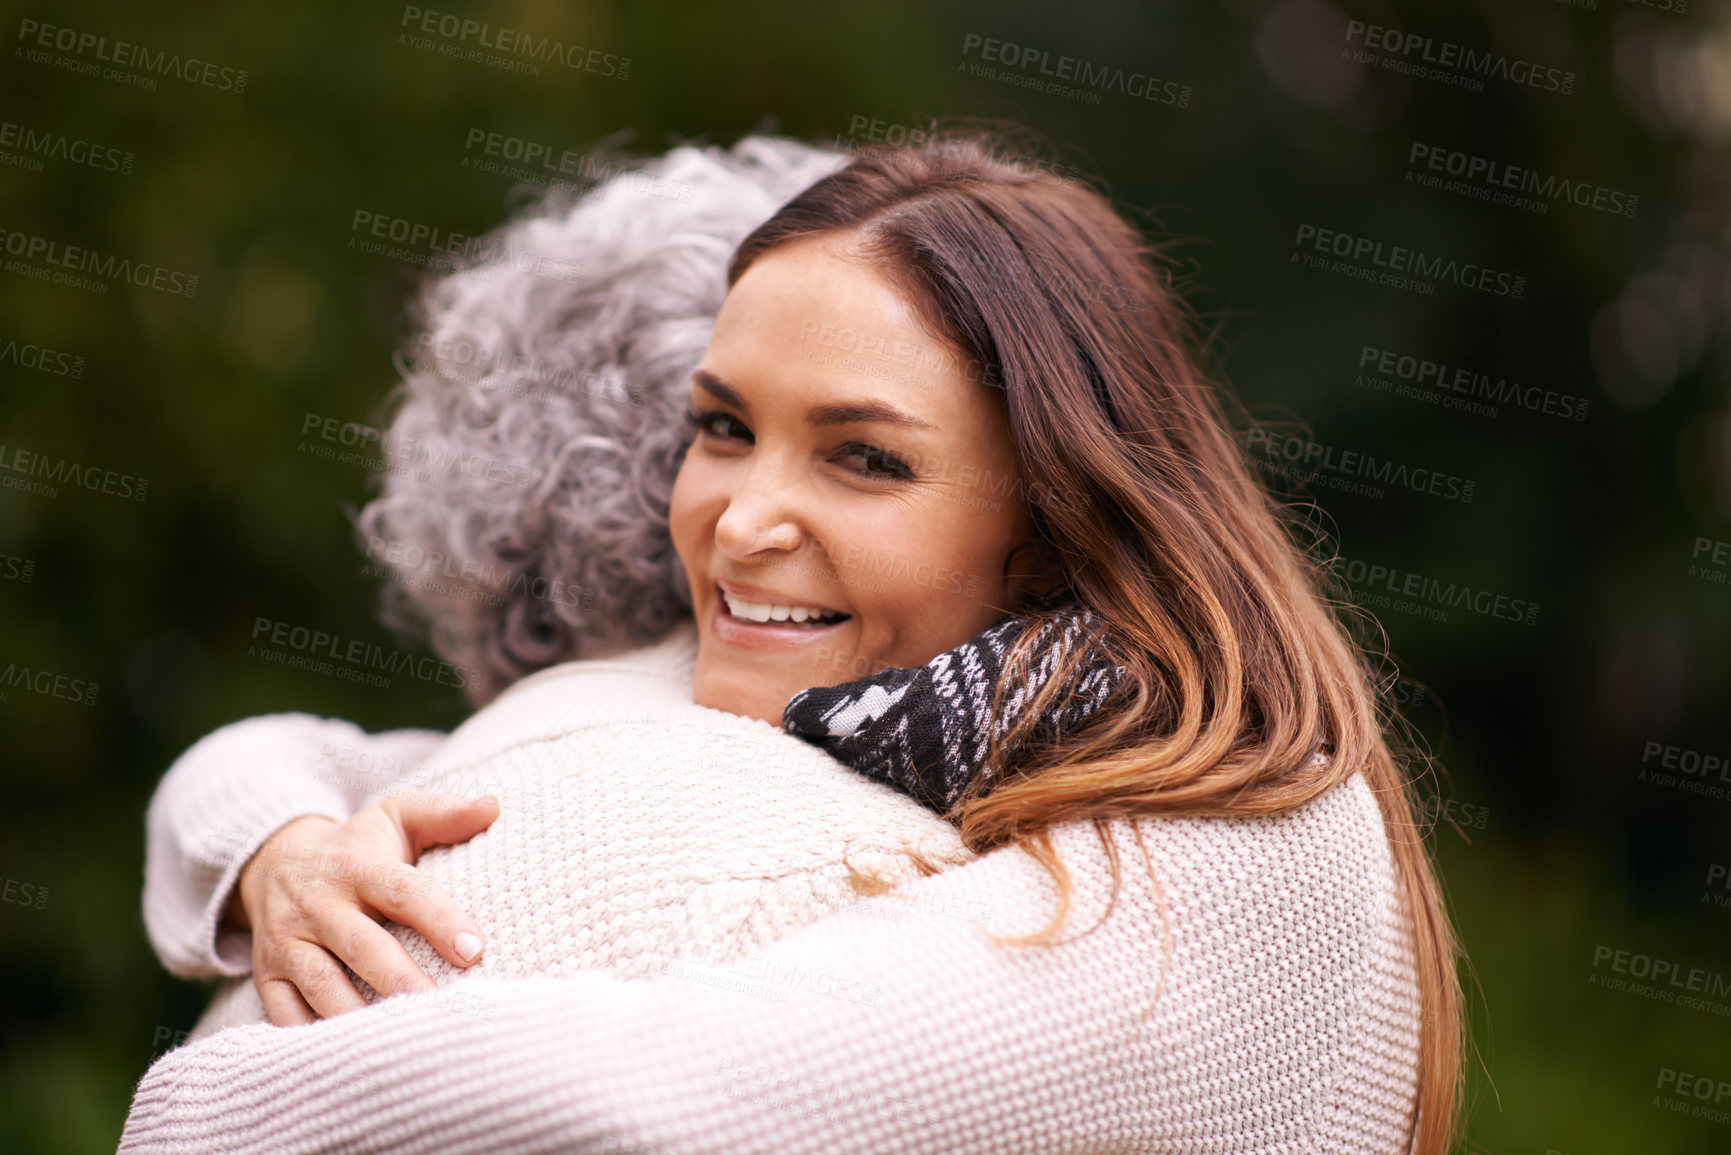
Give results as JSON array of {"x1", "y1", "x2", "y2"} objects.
[
  {"x1": 282, "y1": 880, "x2": 325, "y2": 923},
  {"x1": 321, "y1": 846, "x2": 366, "y2": 879},
  {"x1": 301, "y1": 965, "x2": 345, "y2": 1004},
  {"x1": 255, "y1": 944, "x2": 289, "y2": 977},
  {"x1": 344, "y1": 923, "x2": 373, "y2": 963},
  {"x1": 368, "y1": 863, "x2": 415, "y2": 902},
  {"x1": 387, "y1": 971, "x2": 427, "y2": 999}
]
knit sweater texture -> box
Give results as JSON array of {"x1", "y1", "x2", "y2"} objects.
[
  {"x1": 126, "y1": 621, "x2": 1423, "y2": 1153},
  {"x1": 148, "y1": 622, "x2": 975, "y2": 1040}
]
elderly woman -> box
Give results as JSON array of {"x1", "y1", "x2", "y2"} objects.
[{"x1": 122, "y1": 131, "x2": 1463, "y2": 1154}]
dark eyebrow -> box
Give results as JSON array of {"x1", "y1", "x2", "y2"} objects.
[
  {"x1": 693, "y1": 370, "x2": 749, "y2": 411},
  {"x1": 693, "y1": 370, "x2": 939, "y2": 431}
]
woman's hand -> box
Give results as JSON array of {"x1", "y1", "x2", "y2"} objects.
[{"x1": 223, "y1": 791, "x2": 500, "y2": 1025}]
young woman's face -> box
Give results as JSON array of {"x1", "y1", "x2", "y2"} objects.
[{"x1": 670, "y1": 234, "x2": 1034, "y2": 724}]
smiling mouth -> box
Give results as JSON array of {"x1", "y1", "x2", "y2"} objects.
[{"x1": 717, "y1": 585, "x2": 852, "y2": 628}]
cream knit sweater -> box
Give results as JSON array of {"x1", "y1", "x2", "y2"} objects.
[
  {"x1": 125, "y1": 622, "x2": 1424, "y2": 1153},
  {"x1": 146, "y1": 623, "x2": 976, "y2": 1040}
]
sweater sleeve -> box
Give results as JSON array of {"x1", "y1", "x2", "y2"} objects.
[
  {"x1": 143, "y1": 714, "x2": 448, "y2": 980},
  {"x1": 119, "y1": 817, "x2": 1175, "y2": 1155}
]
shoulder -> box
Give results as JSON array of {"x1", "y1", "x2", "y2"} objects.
[
  {"x1": 1107, "y1": 771, "x2": 1402, "y2": 976},
  {"x1": 495, "y1": 618, "x2": 702, "y2": 701},
  {"x1": 430, "y1": 621, "x2": 708, "y2": 764},
  {"x1": 1135, "y1": 769, "x2": 1392, "y2": 891},
  {"x1": 1082, "y1": 771, "x2": 1419, "y2": 1147},
  {"x1": 1042, "y1": 769, "x2": 1394, "y2": 912}
]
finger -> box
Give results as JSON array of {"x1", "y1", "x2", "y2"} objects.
[
  {"x1": 280, "y1": 940, "x2": 372, "y2": 1020},
  {"x1": 386, "y1": 792, "x2": 500, "y2": 858},
  {"x1": 256, "y1": 975, "x2": 317, "y2": 1027},
  {"x1": 315, "y1": 905, "x2": 439, "y2": 1001},
  {"x1": 358, "y1": 863, "x2": 488, "y2": 970}
]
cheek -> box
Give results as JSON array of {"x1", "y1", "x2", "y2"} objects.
[
  {"x1": 829, "y1": 501, "x2": 1012, "y2": 657},
  {"x1": 668, "y1": 454, "x2": 711, "y2": 553}
]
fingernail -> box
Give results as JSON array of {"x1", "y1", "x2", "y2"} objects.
[{"x1": 454, "y1": 931, "x2": 483, "y2": 963}]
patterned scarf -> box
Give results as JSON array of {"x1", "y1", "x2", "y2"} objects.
[{"x1": 781, "y1": 605, "x2": 1126, "y2": 813}]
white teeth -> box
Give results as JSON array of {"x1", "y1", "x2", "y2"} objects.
[{"x1": 722, "y1": 592, "x2": 843, "y2": 625}]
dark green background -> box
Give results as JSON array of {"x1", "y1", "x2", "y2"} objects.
[{"x1": 2, "y1": 1, "x2": 1727, "y2": 1151}]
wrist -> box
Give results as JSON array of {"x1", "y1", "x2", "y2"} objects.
[{"x1": 226, "y1": 814, "x2": 339, "y2": 932}]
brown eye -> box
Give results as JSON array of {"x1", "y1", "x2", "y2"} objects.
[
  {"x1": 684, "y1": 407, "x2": 752, "y2": 442},
  {"x1": 836, "y1": 442, "x2": 913, "y2": 480}
]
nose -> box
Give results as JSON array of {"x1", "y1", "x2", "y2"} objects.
[{"x1": 712, "y1": 455, "x2": 807, "y2": 562}]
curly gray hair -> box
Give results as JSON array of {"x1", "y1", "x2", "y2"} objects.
[{"x1": 354, "y1": 135, "x2": 849, "y2": 706}]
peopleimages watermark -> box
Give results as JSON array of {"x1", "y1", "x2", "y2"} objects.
[
  {"x1": 374, "y1": 982, "x2": 498, "y2": 1022},
  {"x1": 362, "y1": 535, "x2": 600, "y2": 613},
  {"x1": 1326, "y1": 556, "x2": 1540, "y2": 627},
  {"x1": 1291, "y1": 223, "x2": 1525, "y2": 299},
  {"x1": 1406, "y1": 142, "x2": 1637, "y2": 219},
  {"x1": 2, "y1": 876, "x2": 48, "y2": 910},
  {"x1": 149, "y1": 1025, "x2": 196, "y2": 1056},
  {"x1": 298, "y1": 411, "x2": 537, "y2": 490},
  {"x1": 0, "y1": 443, "x2": 148, "y2": 502},
  {"x1": 1639, "y1": 739, "x2": 1731, "y2": 803},
  {"x1": 201, "y1": 823, "x2": 440, "y2": 904},
  {"x1": 308, "y1": 742, "x2": 550, "y2": 822},
  {"x1": 1354, "y1": 345, "x2": 1589, "y2": 423},
  {"x1": 795, "y1": 316, "x2": 1000, "y2": 391},
  {"x1": 1589, "y1": 944, "x2": 1731, "y2": 1017},
  {"x1": 0, "y1": 660, "x2": 99, "y2": 706},
  {"x1": 412, "y1": 332, "x2": 646, "y2": 407},
  {"x1": 1420, "y1": 796, "x2": 1491, "y2": 838},
  {"x1": 347, "y1": 209, "x2": 584, "y2": 285},
  {"x1": 459, "y1": 129, "x2": 694, "y2": 203},
  {"x1": 0, "y1": 332, "x2": 85, "y2": 379},
  {"x1": 835, "y1": 115, "x2": 1089, "y2": 182},
  {"x1": 309, "y1": 744, "x2": 436, "y2": 799},
  {"x1": 960, "y1": 33, "x2": 1192, "y2": 109},
  {"x1": 1653, "y1": 1066, "x2": 1731, "y2": 1126},
  {"x1": 0, "y1": 119, "x2": 133, "y2": 177},
  {"x1": 0, "y1": 227, "x2": 198, "y2": 297},
  {"x1": 1705, "y1": 863, "x2": 1731, "y2": 910},
  {"x1": 1551, "y1": 0, "x2": 1689, "y2": 13},
  {"x1": 0, "y1": 552, "x2": 33, "y2": 585},
  {"x1": 1242, "y1": 427, "x2": 1477, "y2": 504},
  {"x1": 764, "y1": 538, "x2": 987, "y2": 605},
  {"x1": 248, "y1": 616, "x2": 478, "y2": 691},
  {"x1": 396, "y1": 6, "x2": 629, "y2": 80},
  {"x1": 15, "y1": 18, "x2": 250, "y2": 93},
  {"x1": 1690, "y1": 535, "x2": 1729, "y2": 590},
  {"x1": 1343, "y1": 19, "x2": 1575, "y2": 96}
]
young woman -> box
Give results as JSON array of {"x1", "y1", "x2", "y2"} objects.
[{"x1": 123, "y1": 131, "x2": 1462, "y2": 1154}]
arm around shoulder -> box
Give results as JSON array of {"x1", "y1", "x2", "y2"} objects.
[
  {"x1": 143, "y1": 713, "x2": 447, "y2": 979},
  {"x1": 122, "y1": 817, "x2": 1168, "y2": 1154}
]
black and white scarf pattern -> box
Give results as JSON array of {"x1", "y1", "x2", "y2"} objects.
[{"x1": 782, "y1": 605, "x2": 1126, "y2": 812}]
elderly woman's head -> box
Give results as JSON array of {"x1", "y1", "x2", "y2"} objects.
[{"x1": 356, "y1": 135, "x2": 850, "y2": 704}]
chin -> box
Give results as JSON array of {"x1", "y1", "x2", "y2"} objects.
[
  {"x1": 692, "y1": 583, "x2": 869, "y2": 722},
  {"x1": 691, "y1": 668, "x2": 791, "y2": 726}
]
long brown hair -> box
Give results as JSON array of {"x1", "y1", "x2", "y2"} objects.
[{"x1": 729, "y1": 130, "x2": 1462, "y2": 1155}]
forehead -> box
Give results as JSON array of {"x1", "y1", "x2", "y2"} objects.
[{"x1": 704, "y1": 236, "x2": 982, "y2": 420}]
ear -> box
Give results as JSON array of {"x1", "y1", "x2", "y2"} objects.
[{"x1": 1002, "y1": 538, "x2": 1066, "y2": 607}]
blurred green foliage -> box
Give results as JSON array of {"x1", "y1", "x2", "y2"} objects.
[{"x1": 1, "y1": 0, "x2": 1727, "y2": 1150}]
